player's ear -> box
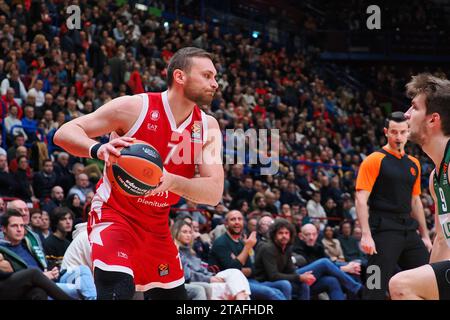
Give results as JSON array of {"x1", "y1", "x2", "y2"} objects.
[{"x1": 173, "y1": 69, "x2": 185, "y2": 85}]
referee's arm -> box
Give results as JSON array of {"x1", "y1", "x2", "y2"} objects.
[
  {"x1": 409, "y1": 160, "x2": 432, "y2": 251},
  {"x1": 355, "y1": 153, "x2": 383, "y2": 255}
]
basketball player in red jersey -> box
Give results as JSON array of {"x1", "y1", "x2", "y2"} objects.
[{"x1": 54, "y1": 47, "x2": 224, "y2": 300}]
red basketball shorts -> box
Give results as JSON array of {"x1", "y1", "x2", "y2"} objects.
[{"x1": 87, "y1": 207, "x2": 185, "y2": 291}]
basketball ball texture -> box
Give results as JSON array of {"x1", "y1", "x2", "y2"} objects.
[{"x1": 106, "y1": 139, "x2": 163, "y2": 197}]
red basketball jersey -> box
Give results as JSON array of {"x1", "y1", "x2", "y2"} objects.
[{"x1": 90, "y1": 91, "x2": 208, "y2": 231}]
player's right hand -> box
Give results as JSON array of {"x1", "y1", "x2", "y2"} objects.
[
  {"x1": 97, "y1": 133, "x2": 135, "y2": 166},
  {"x1": 361, "y1": 233, "x2": 377, "y2": 255}
]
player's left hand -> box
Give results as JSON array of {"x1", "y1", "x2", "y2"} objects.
[
  {"x1": 422, "y1": 236, "x2": 433, "y2": 252},
  {"x1": 149, "y1": 170, "x2": 177, "y2": 196}
]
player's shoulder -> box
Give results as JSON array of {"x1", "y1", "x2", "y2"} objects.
[
  {"x1": 108, "y1": 94, "x2": 143, "y2": 111},
  {"x1": 202, "y1": 113, "x2": 220, "y2": 130}
]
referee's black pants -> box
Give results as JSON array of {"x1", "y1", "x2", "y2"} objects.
[{"x1": 362, "y1": 227, "x2": 429, "y2": 300}]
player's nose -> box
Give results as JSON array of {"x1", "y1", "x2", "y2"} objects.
[{"x1": 404, "y1": 109, "x2": 411, "y2": 119}]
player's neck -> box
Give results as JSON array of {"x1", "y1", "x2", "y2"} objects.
[
  {"x1": 422, "y1": 135, "x2": 450, "y2": 169},
  {"x1": 167, "y1": 88, "x2": 196, "y2": 127}
]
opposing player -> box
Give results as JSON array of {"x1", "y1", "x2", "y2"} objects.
[
  {"x1": 54, "y1": 47, "x2": 224, "y2": 300},
  {"x1": 389, "y1": 74, "x2": 450, "y2": 300}
]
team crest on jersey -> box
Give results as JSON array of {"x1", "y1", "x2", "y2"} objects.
[
  {"x1": 410, "y1": 167, "x2": 416, "y2": 176},
  {"x1": 158, "y1": 263, "x2": 169, "y2": 276},
  {"x1": 444, "y1": 163, "x2": 448, "y2": 174},
  {"x1": 191, "y1": 121, "x2": 202, "y2": 143},
  {"x1": 150, "y1": 110, "x2": 160, "y2": 121}
]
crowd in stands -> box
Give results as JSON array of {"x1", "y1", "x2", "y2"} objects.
[{"x1": 0, "y1": 0, "x2": 444, "y2": 299}]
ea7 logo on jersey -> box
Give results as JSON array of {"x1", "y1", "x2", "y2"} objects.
[
  {"x1": 158, "y1": 264, "x2": 169, "y2": 276},
  {"x1": 147, "y1": 124, "x2": 158, "y2": 131}
]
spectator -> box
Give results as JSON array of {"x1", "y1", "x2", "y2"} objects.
[
  {"x1": 13, "y1": 155, "x2": 37, "y2": 203},
  {"x1": 323, "y1": 198, "x2": 340, "y2": 227},
  {"x1": 67, "y1": 173, "x2": 92, "y2": 206},
  {"x1": 8, "y1": 145, "x2": 27, "y2": 173},
  {"x1": 292, "y1": 224, "x2": 363, "y2": 300},
  {"x1": 178, "y1": 200, "x2": 207, "y2": 225},
  {"x1": 0, "y1": 268, "x2": 73, "y2": 300},
  {"x1": 53, "y1": 152, "x2": 71, "y2": 181},
  {"x1": 307, "y1": 191, "x2": 327, "y2": 231},
  {"x1": 21, "y1": 106, "x2": 38, "y2": 142},
  {"x1": 43, "y1": 207, "x2": 74, "y2": 269},
  {"x1": 322, "y1": 225, "x2": 346, "y2": 263},
  {"x1": 254, "y1": 214, "x2": 274, "y2": 253},
  {"x1": 27, "y1": 79, "x2": 45, "y2": 108},
  {"x1": 41, "y1": 186, "x2": 65, "y2": 214},
  {"x1": 58, "y1": 162, "x2": 84, "y2": 196},
  {"x1": 29, "y1": 209, "x2": 42, "y2": 236},
  {"x1": 172, "y1": 220, "x2": 251, "y2": 300},
  {"x1": 236, "y1": 177, "x2": 256, "y2": 204},
  {"x1": 191, "y1": 220, "x2": 211, "y2": 262},
  {"x1": 4, "y1": 105, "x2": 27, "y2": 140},
  {"x1": 6, "y1": 133, "x2": 25, "y2": 163},
  {"x1": 66, "y1": 193, "x2": 84, "y2": 225},
  {"x1": 208, "y1": 210, "x2": 290, "y2": 300},
  {"x1": 32, "y1": 159, "x2": 57, "y2": 200},
  {"x1": 1, "y1": 87, "x2": 22, "y2": 120},
  {"x1": 0, "y1": 154, "x2": 15, "y2": 196},
  {"x1": 254, "y1": 218, "x2": 312, "y2": 300},
  {"x1": 39, "y1": 211, "x2": 51, "y2": 241},
  {"x1": 338, "y1": 221, "x2": 367, "y2": 265},
  {"x1": 1, "y1": 68, "x2": 27, "y2": 105},
  {"x1": 0, "y1": 209, "x2": 95, "y2": 299}
]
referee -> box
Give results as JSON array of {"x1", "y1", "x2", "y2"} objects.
[{"x1": 355, "y1": 111, "x2": 432, "y2": 300}]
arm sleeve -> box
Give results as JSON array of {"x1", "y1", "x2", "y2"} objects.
[
  {"x1": 355, "y1": 153, "x2": 384, "y2": 192},
  {"x1": 409, "y1": 156, "x2": 422, "y2": 196}
]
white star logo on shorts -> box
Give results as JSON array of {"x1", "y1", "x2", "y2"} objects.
[{"x1": 89, "y1": 222, "x2": 113, "y2": 246}]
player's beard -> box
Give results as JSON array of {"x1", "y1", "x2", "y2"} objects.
[
  {"x1": 184, "y1": 81, "x2": 214, "y2": 106},
  {"x1": 408, "y1": 122, "x2": 427, "y2": 146}
]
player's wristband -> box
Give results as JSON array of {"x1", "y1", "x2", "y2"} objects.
[{"x1": 89, "y1": 143, "x2": 102, "y2": 160}]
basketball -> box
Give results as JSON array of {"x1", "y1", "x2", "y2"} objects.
[{"x1": 105, "y1": 139, "x2": 163, "y2": 197}]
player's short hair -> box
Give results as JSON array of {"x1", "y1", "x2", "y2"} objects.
[
  {"x1": 167, "y1": 47, "x2": 213, "y2": 88},
  {"x1": 406, "y1": 73, "x2": 450, "y2": 135},
  {"x1": 385, "y1": 111, "x2": 407, "y2": 129}
]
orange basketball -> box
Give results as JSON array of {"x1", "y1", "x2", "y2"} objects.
[{"x1": 105, "y1": 140, "x2": 163, "y2": 197}]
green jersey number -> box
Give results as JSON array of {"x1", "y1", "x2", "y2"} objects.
[{"x1": 439, "y1": 187, "x2": 448, "y2": 212}]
